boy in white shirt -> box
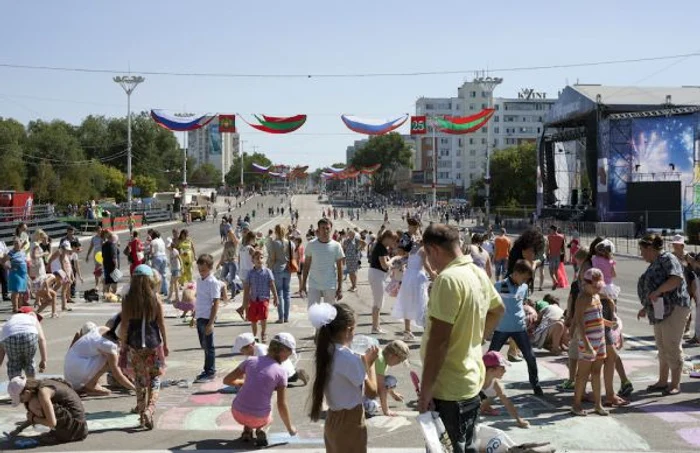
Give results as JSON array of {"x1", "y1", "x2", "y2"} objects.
[{"x1": 194, "y1": 254, "x2": 220, "y2": 383}]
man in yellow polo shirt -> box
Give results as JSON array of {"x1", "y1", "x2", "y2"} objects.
[{"x1": 418, "y1": 224, "x2": 504, "y2": 453}]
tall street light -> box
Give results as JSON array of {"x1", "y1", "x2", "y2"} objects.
[
  {"x1": 240, "y1": 140, "x2": 248, "y2": 195},
  {"x1": 113, "y1": 75, "x2": 145, "y2": 204},
  {"x1": 476, "y1": 75, "x2": 502, "y2": 227},
  {"x1": 174, "y1": 112, "x2": 194, "y2": 191}
]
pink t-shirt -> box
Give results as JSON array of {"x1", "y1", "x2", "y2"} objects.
[
  {"x1": 591, "y1": 255, "x2": 615, "y2": 284},
  {"x1": 232, "y1": 356, "x2": 287, "y2": 417}
]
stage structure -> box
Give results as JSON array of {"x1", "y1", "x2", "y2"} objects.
[{"x1": 538, "y1": 85, "x2": 700, "y2": 229}]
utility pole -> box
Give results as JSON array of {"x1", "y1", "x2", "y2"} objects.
[
  {"x1": 173, "y1": 112, "x2": 194, "y2": 191},
  {"x1": 113, "y1": 76, "x2": 145, "y2": 204},
  {"x1": 476, "y1": 75, "x2": 502, "y2": 228}
]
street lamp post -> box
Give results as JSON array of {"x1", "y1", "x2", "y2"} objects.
[
  {"x1": 240, "y1": 140, "x2": 248, "y2": 195},
  {"x1": 173, "y1": 113, "x2": 194, "y2": 191},
  {"x1": 113, "y1": 75, "x2": 145, "y2": 204},
  {"x1": 476, "y1": 75, "x2": 502, "y2": 228}
]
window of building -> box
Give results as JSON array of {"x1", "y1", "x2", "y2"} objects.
[
  {"x1": 494, "y1": 116, "x2": 500, "y2": 122},
  {"x1": 470, "y1": 91, "x2": 477, "y2": 98},
  {"x1": 456, "y1": 161, "x2": 462, "y2": 168},
  {"x1": 470, "y1": 161, "x2": 476, "y2": 169},
  {"x1": 458, "y1": 138, "x2": 463, "y2": 147},
  {"x1": 482, "y1": 126, "x2": 488, "y2": 133},
  {"x1": 482, "y1": 103, "x2": 488, "y2": 109},
  {"x1": 425, "y1": 103, "x2": 434, "y2": 110},
  {"x1": 440, "y1": 138, "x2": 449, "y2": 144},
  {"x1": 481, "y1": 91, "x2": 488, "y2": 98},
  {"x1": 494, "y1": 104, "x2": 500, "y2": 110},
  {"x1": 456, "y1": 173, "x2": 462, "y2": 180},
  {"x1": 456, "y1": 149, "x2": 462, "y2": 156},
  {"x1": 469, "y1": 149, "x2": 476, "y2": 156},
  {"x1": 494, "y1": 138, "x2": 499, "y2": 147},
  {"x1": 469, "y1": 103, "x2": 476, "y2": 110},
  {"x1": 537, "y1": 127, "x2": 541, "y2": 133},
  {"x1": 481, "y1": 138, "x2": 487, "y2": 144},
  {"x1": 469, "y1": 138, "x2": 474, "y2": 145},
  {"x1": 494, "y1": 127, "x2": 500, "y2": 134}
]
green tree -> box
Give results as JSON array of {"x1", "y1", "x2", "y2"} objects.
[
  {"x1": 133, "y1": 174, "x2": 158, "y2": 198},
  {"x1": 0, "y1": 118, "x2": 28, "y2": 190},
  {"x1": 89, "y1": 163, "x2": 127, "y2": 202},
  {"x1": 350, "y1": 133, "x2": 413, "y2": 193},
  {"x1": 468, "y1": 143, "x2": 537, "y2": 208},
  {"x1": 225, "y1": 152, "x2": 272, "y2": 190},
  {"x1": 190, "y1": 163, "x2": 223, "y2": 187},
  {"x1": 31, "y1": 162, "x2": 61, "y2": 203}
]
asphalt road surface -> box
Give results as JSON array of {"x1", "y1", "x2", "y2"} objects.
[{"x1": 1, "y1": 194, "x2": 699, "y2": 452}]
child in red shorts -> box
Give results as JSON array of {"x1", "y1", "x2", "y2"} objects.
[{"x1": 243, "y1": 250, "x2": 278, "y2": 343}]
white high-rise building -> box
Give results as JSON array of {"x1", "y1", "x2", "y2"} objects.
[
  {"x1": 187, "y1": 118, "x2": 240, "y2": 184},
  {"x1": 415, "y1": 82, "x2": 556, "y2": 191},
  {"x1": 493, "y1": 89, "x2": 555, "y2": 151}
]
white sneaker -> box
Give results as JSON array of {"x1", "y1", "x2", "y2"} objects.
[{"x1": 403, "y1": 331, "x2": 416, "y2": 342}]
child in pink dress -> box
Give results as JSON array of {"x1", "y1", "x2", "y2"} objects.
[{"x1": 591, "y1": 240, "x2": 616, "y2": 285}]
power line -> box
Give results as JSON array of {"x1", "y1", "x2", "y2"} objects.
[{"x1": 1, "y1": 52, "x2": 699, "y2": 79}]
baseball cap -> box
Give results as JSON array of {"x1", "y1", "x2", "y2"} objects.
[
  {"x1": 483, "y1": 351, "x2": 510, "y2": 368},
  {"x1": 134, "y1": 264, "x2": 153, "y2": 277},
  {"x1": 671, "y1": 234, "x2": 685, "y2": 245},
  {"x1": 240, "y1": 222, "x2": 250, "y2": 230},
  {"x1": 271, "y1": 332, "x2": 296, "y2": 353},
  {"x1": 233, "y1": 333, "x2": 256, "y2": 354},
  {"x1": 18, "y1": 306, "x2": 42, "y2": 322},
  {"x1": 8, "y1": 376, "x2": 26, "y2": 406}
]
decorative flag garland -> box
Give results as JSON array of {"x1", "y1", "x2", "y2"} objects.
[
  {"x1": 241, "y1": 114, "x2": 307, "y2": 134},
  {"x1": 251, "y1": 163, "x2": 270, "y2": 173},
  {"x1": 150, "y1": 110, "x2": 215, "y2": 132},
  {"x1": 436, "y1": 108, "x2": 495, "y2": 135},
  {"x1": 360, "y1": 163, "x2": 381, "y2": 174},
  {"x1": 340, "y1": 114, "x2": 408, "y2": 135},
  {"x1": 151, "y1": 109, "x2": 494, "y2": 143}
]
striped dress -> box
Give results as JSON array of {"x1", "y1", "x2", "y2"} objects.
[{"x1": 578, "y1": 297, "x2": 607, "y2": 362}]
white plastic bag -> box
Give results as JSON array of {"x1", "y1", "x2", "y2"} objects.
[
  {"x1": 417, "y1": 411, "x2": 451, "y2": 453},
  {"x1": 110, "y1": 268, "x2": 123, "y2": 282},
  {"x1": 652, "y1": 296, "x2": 665, "y2": 319},
  {"x1": 475, "y1": 424, "x2": 516, "y2": 453}
]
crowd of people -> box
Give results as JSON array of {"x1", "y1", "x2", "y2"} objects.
[{"x1": 2, "y1": 194, "x2": 700, "y2": 452}]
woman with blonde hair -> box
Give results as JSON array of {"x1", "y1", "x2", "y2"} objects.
[
  {"x1": 119, "y1": 264, "x2": 169, "y2": 429},
  {"x1": 177, "y1": 229, "x2": 196, "y2": 284},
  {"x1": 29, "y1": 230, "x2": 49, "y2": 281},
  {"x1": 268, "y1": 224, "x2": 294, "y2": 323}
]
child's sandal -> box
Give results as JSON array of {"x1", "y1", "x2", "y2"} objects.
[
  {"x1": 240, "y1": 429, "x2": 253, "y2": 442},
  {"x1": 254, "y1": 429, "x2": 268, "y2": 447}
]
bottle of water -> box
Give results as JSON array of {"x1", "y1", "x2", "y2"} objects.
[{"x1": 350, "y1": 335, "x2": 379, "y2": 355}]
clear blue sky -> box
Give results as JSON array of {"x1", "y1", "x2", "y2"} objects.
[{"x1": 1, "y1": 0, "x2": 699, "y2": 170}]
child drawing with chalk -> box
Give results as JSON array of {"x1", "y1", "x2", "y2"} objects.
[{"x1": 224, "y1": 333, "x2": 297, "y2": 447}]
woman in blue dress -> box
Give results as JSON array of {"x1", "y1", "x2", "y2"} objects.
[{"x1": 3, "y1": 239, "x2": 29, "y2": 313}]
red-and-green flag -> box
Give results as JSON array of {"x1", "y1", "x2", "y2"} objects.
[
  {"x1": 437, "y1": 108, "x2": 495, "y2": 134},
  {"x1": 243, "y1": 114, "x2": 307, "y2": 134}
]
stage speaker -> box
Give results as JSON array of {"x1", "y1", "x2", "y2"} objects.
[
  {"x1": 571, "y1": 189, "x2": 579, "y2": 206},
  {"x1": 582, "y1": 188, "x2": 590, "y2": 205}
]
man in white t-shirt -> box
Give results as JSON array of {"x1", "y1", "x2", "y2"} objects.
[
  {"x1": 149, "y1": 231, "x2": 168, "y2": 296},
  {"x1": 301, "y1": 218, "x2": 345, "y2": 306}
]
